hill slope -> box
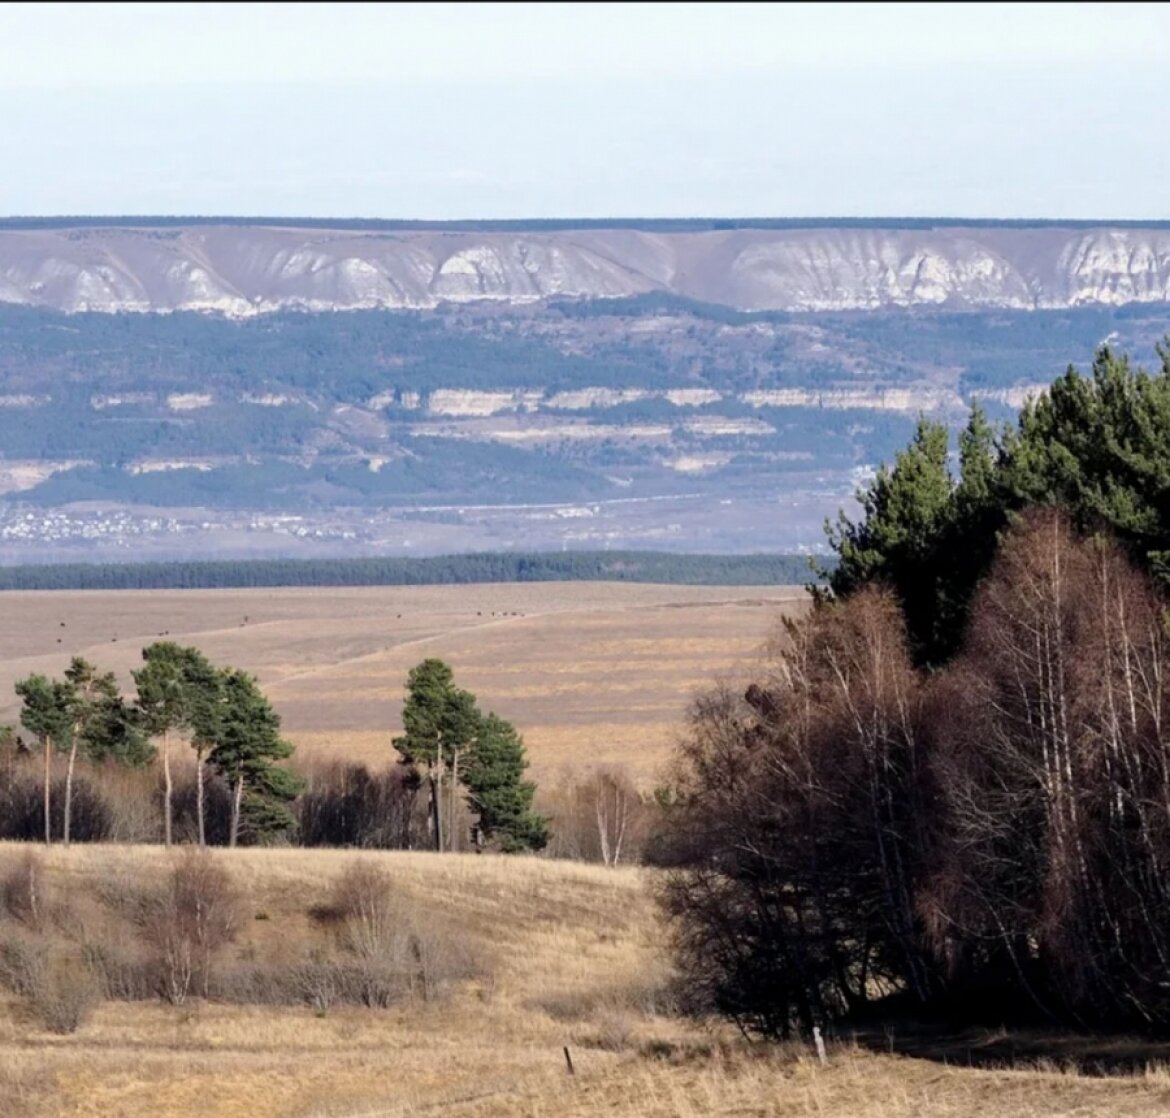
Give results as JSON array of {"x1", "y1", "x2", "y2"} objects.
[
  {"x1": 3, "y1": 222, "x2": 1170, "y2": 314},
  {"x1": 2, "y1": 843, "x2": 1168, "y2": 1118}
]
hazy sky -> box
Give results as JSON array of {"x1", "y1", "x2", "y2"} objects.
[{"x1": 2, "y1": 2, "x2": 1168, "y2": 219}]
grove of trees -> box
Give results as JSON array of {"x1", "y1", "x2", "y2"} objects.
[
  {"x1": 14, "y1": 643, "x2": 301, "y2": 849},
  {"x1": 6, "y1": 651, "x2": 549, "y2": 856},
  {"x1": 392, "y1": 659, "x2": 548, "y2": 853},
  {"x1": 662, "y1": 342, "x2": 1170, "y2": 1037}
]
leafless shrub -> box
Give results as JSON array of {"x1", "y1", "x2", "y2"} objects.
[
  {"x1": 0, "y1": 931, "x2": 48, "y2": 997},
  {"x1": 580, "y1": 1008, "x2": 635, "y2": 1052},
  {"x1": 540, "y1": 769, "x2": 654, "y2": 865},
  {"x1": 408, "y1": 920, "x2": 480, "y2": 1004},
  {"x1": 133, "y1": 850, "x2": 242, "y2": 1004},
  {"x1": 80, "y1": 937, "x2": 155, "y2": 1001},
  {"x1": 317, "y1": 861, "x2": 485, "y2": 1007},
  {"x1": 533, "y1": 979, "x2": 680, "y2": 1024},
  {"x1": 532, "y1": 989, "x2": 597, "y2": 1022},
  {"x1": 293, "y1": 952, "x2": 342, "y2": 1015},
  {"x1": 26, "y1": 956, "x2": 99, "y2": 1034},
  {"x1": 658, "y1": 587, "x2": 929, "y2": 1038},
  {"x1": 0, "y1": 850, "x2": 46, "y2": 928},
  {"x1": 298, "y1": 761, "x2": 422, "y2": 849},
  {"x1": 328, "y1": 863, "x2": 400, "y2": 959}
]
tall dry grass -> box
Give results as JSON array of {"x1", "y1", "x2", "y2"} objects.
[{"x1": 1, "y1": 843, "x2": 1169, "y2": 1118}]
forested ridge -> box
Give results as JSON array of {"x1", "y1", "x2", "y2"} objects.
[{"x1": 0, "y1": 300, "x2": 1166, "y2": 518}]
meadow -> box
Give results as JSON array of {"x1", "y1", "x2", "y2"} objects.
[
  {"x1": 3, "y1": 583, "x2": 1170, "y2": 1116},
  {"x1": 0, "y1": 582, "x2": 804, "y2": 783},
  {"x1": 5, "y1": 844, "x2": 1170, "y2": 1118}
]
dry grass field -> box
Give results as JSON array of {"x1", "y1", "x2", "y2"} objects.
[
  {"x1": 3, "y1": 843, "x2": 1170, "y2": 1118},
  {"x1": 0, "y1": 583, "x2": 804, "y2": 783}
]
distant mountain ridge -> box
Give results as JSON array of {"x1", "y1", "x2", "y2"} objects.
[{"x1": 2, "y1": 221, "x2": 1170, "y2": 316}]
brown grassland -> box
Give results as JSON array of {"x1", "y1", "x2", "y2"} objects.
[
  {"x1": 5, "y1": 844, "x2": 1170, "y2": 1118},
  {"x1": 0, "y1": 583, "x2": 804, "y2": 784},
  {"x1": 3, "y1": 584, "x2": 1170, "y2": 1114}
]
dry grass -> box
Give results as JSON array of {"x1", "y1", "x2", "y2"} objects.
[
  {"x1": 0, "y1": 583, "x2": 804, "y2": 783},
  {"x1": 3, "y1": 843, "x2": 1170, "y2": 1118}
]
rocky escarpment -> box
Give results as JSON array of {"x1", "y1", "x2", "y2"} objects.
[{"x1": 1, "y1": 223, "x2": 1169, "y2": 315}]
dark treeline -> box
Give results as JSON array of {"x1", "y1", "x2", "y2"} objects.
[
  {"x1": 660, "y1": 340, "x2": 1170, "y2": 1039},
  {"x1": 0, "y1": 550, "x2": 819, "y2": 591}
]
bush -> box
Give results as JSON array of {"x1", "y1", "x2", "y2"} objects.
[
  {"x1": 0, "y1": 931, "x2": 48, "y2": 997},
  {"x1": 133, "y1": 851, "x2": 242, "y2": 1003},
  {"x1": 318, "y1": 861, "x2": 484, "y2": 1006},
  {"x1": 27, "y1": 957, "x2": 99, "y2": 1034},
  {"x1": 0, "y1": 770, "x2": 115, "y2": 843},
  {"x1": 298, "y1": 761, "x2": 421, "y2": 848},
  {"x1": 0, "y1": 851, "x2": 46, "y2": 927},
  {"x1": 80, "y1": 938, "x2": 155, "y2": 1001}
]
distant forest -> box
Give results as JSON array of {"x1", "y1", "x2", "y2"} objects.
[{"x1": 0, "y1": 550, "x2": 821, "y2": 591}]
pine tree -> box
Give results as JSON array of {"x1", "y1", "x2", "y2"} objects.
[
  {"x1": 463, "y1": 713, "x2": 549, "y2": 853},
  {"x1": 15, "y1": 674, "x2": 74, "y2": 845},
  {"x1": 823, "y1": 341, "x2": 1170, "y2": 665},
  {"x1": 210, "y1": 669, "x2": 300, "y2": 847},
  {"x1": 61, "y1": 658, "x2": 150, "y2": 847},
  {"x1": 826, "y1": 417, "x2": 954, "y2": 663},
  {"x1": 393, "y1": 660, "x2": 548, "y2": 852},
  {"x1": 135, "y1": 642, "x2": 220, "y2": 846},
  {"x1": 181, "y1": 647, "x2": 225, "y2": 847},
  {"x1": 393, "y1": 659, "x2": 479, "y2": 852},
  {"x1": 134, "y1": 642, "x2": 189, "y2": 847}
]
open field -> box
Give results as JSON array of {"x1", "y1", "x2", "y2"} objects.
[
  {"x1": 0, "y1": 583, "x2": 804, "y2": 783},
  {"x1": 4, "y1": 843, "x2": 1170, "y2": 1118}
]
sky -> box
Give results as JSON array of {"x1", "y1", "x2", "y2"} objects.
[{"x1": 1, "y1": 1, "x2": 1168, "y2": 220}]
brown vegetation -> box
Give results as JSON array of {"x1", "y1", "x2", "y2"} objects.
[
  {"x1": 659, "y1": 510, "x2": 1170, "y2": 1037},
  {"x1": 2, "y1": 843, "x2": 1169, "y2": 1118},
  {"x1": 0, "y1": 582, "x2": 801, "y2": 783}
]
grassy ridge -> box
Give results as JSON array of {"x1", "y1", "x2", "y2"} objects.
[{"x1": 0, "y1": 551, "x2": 822, "y2": 591}]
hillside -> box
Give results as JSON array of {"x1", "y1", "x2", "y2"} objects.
[
  {"x1": 0, "y1": 220, "x2": 1168, "y2": 558},
  {"x1": 3, "y1": 843, "x2": 1169, "y2": 1118},
  {"x1": 4, "y1": 222, "x2": 1170, "y2": 314}
]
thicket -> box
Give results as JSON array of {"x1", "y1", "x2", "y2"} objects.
[
  {"x1": 661, "y1": 342, "x2": 1170, "y2": 1038},
  {"x1": 0, "y1": 850, "x2": 483, "y2": 1032},
  {"x1": 662, "y1": 511, "x2": 1170, "y2": 1036}
]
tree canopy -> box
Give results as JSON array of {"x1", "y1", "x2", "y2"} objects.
[
  {"x1": 393, "y1": 659, "x2": 548, "y2": 853},
  {"x1": 826, "y1": 341, "x2": 1170, "y2": 663}
]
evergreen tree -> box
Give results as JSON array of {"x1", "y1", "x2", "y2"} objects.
[
  {"x1": 134, "y1": 641, "x2": 208, "y2": 846},
  {"x1": 15, "y1": 674, "x2": 75, "y2": 845},
  {"x1": 463, "y1": 712, "x2": 548, "y2": 853},
  {"x1": 209, "y1": 669, "x2": 300, "y2": 846},
  {"x1": 393, "y1": 659, "x2": 547, "y2": 852},
  {"x1": 826, "y1": 417, "x2": 954, "y2": 664},
  {"x1": 824, "y1": 341, "x2": 1170, "y2": 665},
  {"x1": 177, "y1": 646, "x2": 225, "y2": 846},
  {"x1": 393, "y1": 659, "x2": 479, "y2": 852},
  {"x1": 62, "y1": 658, "x2": 149, "y2": 847}
]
